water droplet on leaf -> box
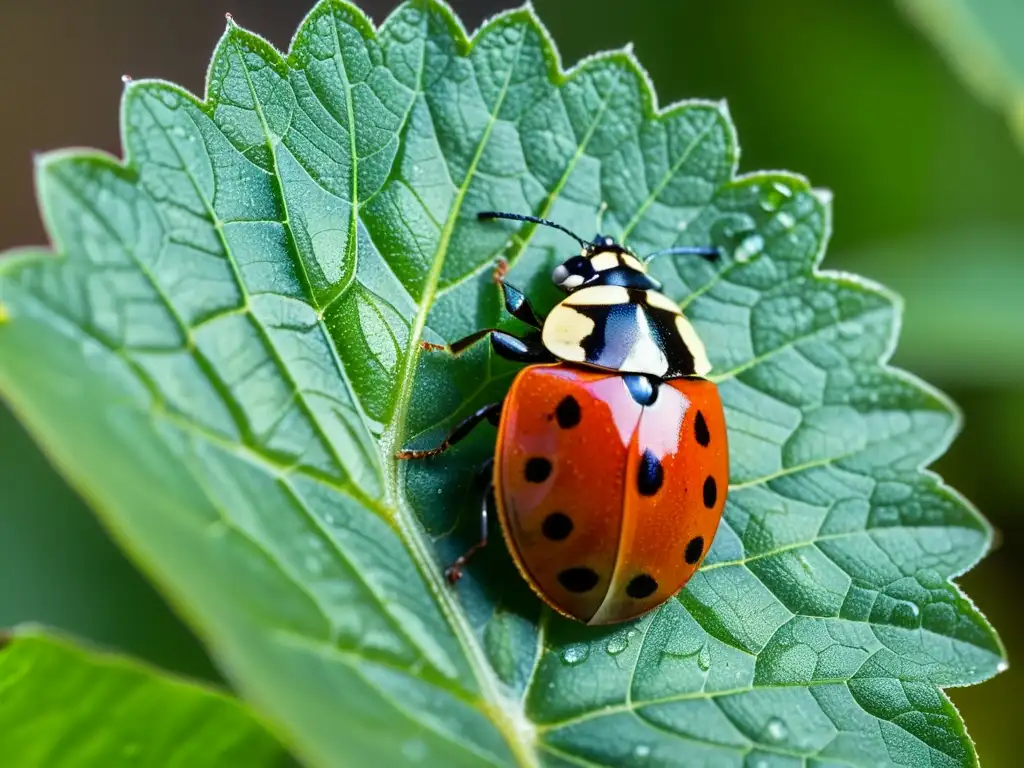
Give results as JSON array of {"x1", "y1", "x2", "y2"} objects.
[
  {"x1": 764, "y1": 717, "x2": 788, "y2": 743},
  {"x1": 772, "y1": 181, "x2": 793, "y2": 198},
  {"x1": 759, "y1": 183, "x2": 791, "y2": 212},
  {"x1": 561, "y1": 643, "x2": 590, "y2": 666},
  {"x1": 605, "y1": 633, "x2": 629, "y2": 655},
  {"x1": 892, "y1": 601, "x2": 921, "y2": 628},
  {"x1": 733, "y1": 233, "x2": 764, "y2": 263},
  {"x1": 697, "y1": 644, "x2": 711, "y2": 671}
]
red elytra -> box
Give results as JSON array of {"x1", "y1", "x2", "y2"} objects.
[
  {"x1": 496, "y1": 366, "x2": 727, "y2": 625},
  {"x1": 398, "y1": 211, "x2": 728, "y2": 625}
]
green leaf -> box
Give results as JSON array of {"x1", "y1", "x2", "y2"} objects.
[
  {"x1": 0, "y1": 1, "x2": 1005, "y2": 765},
  {"x1": 0, "y1": 629, "x2": 282, "y2": 766},
  {"x1": 901, "y1": 0, "x2": 1024, "y2": 149}
]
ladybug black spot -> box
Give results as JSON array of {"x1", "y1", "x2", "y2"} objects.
[
  {"x1": 685, "y1": 536, "x2": 705, "y2": 565},
  {"x1": 626, "y1": 574, "x2": 659, "y2": 599},
  {"x1": 703, "y1": 476, "x2": 717, "y2": 508},
  {"x1": 694, "y1": 411, "x2": 710, "y2": 447},
  {"x1": 555, "y1": 396, "x2": 581, "y2": 429},
  {"x1": 637, "y1": 449, "x2": 664, "y2": 496},
  {"x1": 525, "y1": 457, "x2": 552, "y2": 483},
  {"x1": 542, "y1": 512, "x2": 573, "y2": 541},
  {"x1": 557, "y1": 567, "x2": 600, "y2": 593}
]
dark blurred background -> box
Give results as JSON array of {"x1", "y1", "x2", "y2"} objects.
[{"x1": 1, "y1": 1, "x2": 1021, "y2": 764}]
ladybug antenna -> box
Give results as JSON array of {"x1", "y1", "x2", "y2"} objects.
[
  {"x1": 643, "y1": 245, "x2": 720, "y2": 265},
  {"x1": 478, "y1": 211, "x2": 589, "y2": 251}
]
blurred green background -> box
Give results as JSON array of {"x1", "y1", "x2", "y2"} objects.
[{"x1": 0, "y1": 1, "x2": 1020, "y2": 764}]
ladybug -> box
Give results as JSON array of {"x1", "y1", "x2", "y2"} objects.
[{"x1": 399, "y1": 211, "x2": 728, "y2": 625}]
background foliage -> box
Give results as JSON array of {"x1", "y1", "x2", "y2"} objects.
[{"x1": 0, "y1": 0, "x2": 1020, "y2": 765}]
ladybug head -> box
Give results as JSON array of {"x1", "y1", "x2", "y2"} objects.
[
  {"x1": 550, "y1": 237, "x2": 648, "y2": 292},
  {"x1": 477, "y1": 211, "x2": 719, "y2": 293}
]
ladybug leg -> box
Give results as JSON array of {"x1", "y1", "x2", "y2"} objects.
[
  {"x1": 489, "y1": 330, "x2": 554, "y2": 362},
  {"x1": 498, "y1": 281, "x2": 543, "y2": 329},
  {"x1": 426, "y1": 328, "x2": 553, "y2": 362},
  {"x1": 420, "y1": 327, "x2": 494, "y2": 355},
  {"x1": 395, "y1": 402, "x2": 502, "y2": 460},
  {"x1": 445, "y1": 480, "x2": 494, "y2": 584},
  {"x1": 418, "y1": 281, "x2": 545, "y2": 353}
]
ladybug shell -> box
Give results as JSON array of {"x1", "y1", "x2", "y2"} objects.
[{"x1": 494, "y1": 364, "x2": 728, "y2": 625}]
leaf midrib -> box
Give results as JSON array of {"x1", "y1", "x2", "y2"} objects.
[{"x1": 380, "y1": 25, "x2": 540, "y2": 768}]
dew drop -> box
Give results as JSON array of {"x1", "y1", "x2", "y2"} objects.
[
  {"x1": 892, "y1": 601, "x2": 921, "y2": 628},
  {"x1": 605, "y1": 633, "x2": 629, "y2": 655},
  {"x1": 764, "y1": 717, "x2": 788, "y2": 743},
  {"x1": 997, "y1": 660, "x2": 1009, "y2": 673},
  {"x1": 776, "y1": 211, "x2": 796, "y2": 229},
  {"x1": 759, "y1": 183, "x2": 790, "y2": 212},
  {"x1": 697, "y1": 644, "x2": 711, "y2": 671},
  {"x1": 561, "y1": 643, "x2": 590, "y2": 666},
  {"x1": 772, "y1": 181, "x2": 793, "y2": 198},
  {"x1": 634, "y1": 744, "x2": 651, "y2": 758},
  {"x1": 733, "y1": 233, "x2": 764, "y2": 263}
]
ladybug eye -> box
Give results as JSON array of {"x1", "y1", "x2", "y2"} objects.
[{"x1": 552, "y1": 255, "x2": 597, "y2": 290}]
